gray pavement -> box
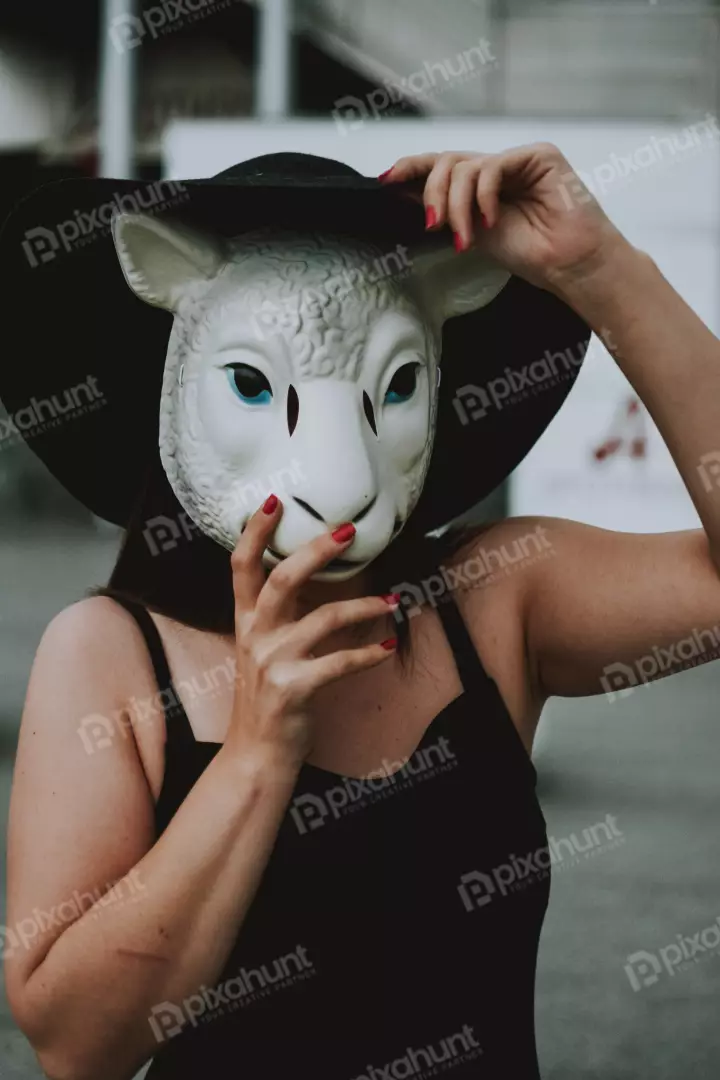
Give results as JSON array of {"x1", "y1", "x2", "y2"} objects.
[{"x1": 0, "y1": 529, "x2": 718, "y2": 1078}]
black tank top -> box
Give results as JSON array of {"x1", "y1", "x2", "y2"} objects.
[{"x1": 116, "y1": 594, "x2": 550, "y2": 1079}]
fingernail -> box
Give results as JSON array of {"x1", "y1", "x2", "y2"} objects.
[
  {"x1": 331, "y1": 522, "x2": 356, "y2": 543},
  {"x1": 479, "y1": 212, "x2": 489, "y2": 229},
  {"x1": 453, "y1": 231, "x2": 466, "y2": 253},
  {"x1": 381, "y1": 593, "x2": 401, "y2": 606},
  {"x1": 377, "y1": 168, "x2": 394, "y2": 182},
  {"x1": 425, "y1": 205, "x2": 437, "y2": 229},
  {"x1": 380, "y1": 637, "x2": 397, "y2": 651},
  {"x1": 262, "y1": 494, "x2": 278, "y2": 514}
]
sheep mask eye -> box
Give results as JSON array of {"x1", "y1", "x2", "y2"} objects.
[{"x1": 110, "y1": 216, "x2": 509, "y2": 581}]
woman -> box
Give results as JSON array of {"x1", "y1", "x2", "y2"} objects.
[{"x1": 3, "y1": 143, "x2": 720, "y2": 1080}]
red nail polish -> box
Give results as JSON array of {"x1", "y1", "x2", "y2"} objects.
[
  {"x1": 262, "y1": 494, "x2": 278, "y2": 514},
  {"x1": 453, "y1": 231, "x2": 465, "y2": 253},
  {"x1": 332, "y1": 522, "x2": 356, "y2": 543},
  {"x1": 425, "y1": 205, "x2": 437, "y2": 229},
  {"x1": 380, "y1": 637, "x2": 397, "y2": 651},
  {"x1": 479, "y1": 212, "x2": 488, "y2": 228},
  {"x1": 381, "y1": 593, "x2": 401, "y2": 606},
  {"x1": 377, "y1": 168, "x2": 394, "y2": 182}
]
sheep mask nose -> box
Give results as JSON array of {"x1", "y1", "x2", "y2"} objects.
[{"x1": 111, "y1": 216, "x2": 509, "y2": 580}]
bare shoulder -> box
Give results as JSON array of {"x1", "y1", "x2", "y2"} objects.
[
  {"x1": 26, "y1": 595, "x2": 167, "y2": 791},
  {"x1": 32, "y1": 595, "x2": 155, "y2": 707},
  {"x1": 37, "y1": 594, "x2": 142, "y2": 665},
  {"x1": 442, "y1": 515, "x2": 555, "y2": 612}
]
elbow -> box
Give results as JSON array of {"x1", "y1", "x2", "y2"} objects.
[
  {"x1": 6, "y1": 966, "x2": 148, "y2": 1080},
  {"x1": 9, "y1": 1019, "x2": 94, "y2": 1080},
  {"x1": 8, "y1": 999, "x2": 137, "y2": 1080},
  {"x1": 35, "y1": 1048, "x2": 90, "y2": 1080},
  {"x1": 9, "y1": 1009, "x2": 97, "y2": 1080}
]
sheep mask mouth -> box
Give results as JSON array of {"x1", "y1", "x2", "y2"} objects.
[{"x1": 111, "y1": 214, "x2": 510, "y2": 581}]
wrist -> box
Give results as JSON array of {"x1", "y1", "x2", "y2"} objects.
[
  {"x1": 545, "y1": 232, "x2": 652, "y2": 313},
  {"x1": 217, "y1": 734, "x2": 303, "y2": 788}
]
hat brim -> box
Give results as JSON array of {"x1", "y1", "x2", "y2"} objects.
[{"x1": 0, "y1": 171, "x2": 590, "y2": 531}]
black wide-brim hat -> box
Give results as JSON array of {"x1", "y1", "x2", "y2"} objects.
[{"x1": 0, "y1": 152, "x2": 590, "y2": 534}]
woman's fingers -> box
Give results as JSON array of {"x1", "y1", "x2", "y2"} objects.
[
  {"x1": 447, "y1": 159, "x2": 486, "y2": 248},
  {"x1": 231, "y1": 495, "x2": 283, "y2": 617},
  {"x1": 255, "y1": 523, "x2": 358, "y2": 630},
  {"x1": 423, "y1": 154, "x2": 465, "y2": 229},
  {"x1": 424, "y1": 152, "x2": 482, "y2": 233},
  {"x1": 285, "y1": 595, "x2": 399, "y2": 657},
  {"x1": 381, "y1": 151, "x2": 483, "y2": 232},
  {"x1": 474, "y1": 157, "x2": 504, "y2": 230},
  {"x1": 290, "y1": 638, "x2": 398, "y2": 700},
  {"x1": 379, "y1": 152, "x2": 440, "y2": 184},
  {"x1": 381, "y1": 149, "x2": 514, "y2": 245}
]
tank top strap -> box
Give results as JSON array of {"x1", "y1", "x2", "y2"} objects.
[
  {"x1": 432, "y1": 572, "x2": 539, "y2": 786},
  {"x1": 111, "y1": 596, "x2": 197, "y2": 750},
  {"x1": 434, "y1": 592, "x2": 495, "y2": 694}
]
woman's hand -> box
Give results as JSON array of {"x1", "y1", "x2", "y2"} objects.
[
  {"x1": 380, "y1": 143, "x2": 629, "y2": 294},
  {"x1": 227, "y1": 496, "x2": 397, "y2": 769}
]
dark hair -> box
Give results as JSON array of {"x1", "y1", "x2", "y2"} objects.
[{"x1": 94, "y1": 453, "x2": 490, "y2": 663}]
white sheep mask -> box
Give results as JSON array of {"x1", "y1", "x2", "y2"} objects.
[{"x1": 111, "y1": 214, "x2": 510, "y2": 580}]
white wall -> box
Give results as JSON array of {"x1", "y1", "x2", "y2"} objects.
[{"x1": 164, "y1": 117, "x2": 719, "y2": 532}]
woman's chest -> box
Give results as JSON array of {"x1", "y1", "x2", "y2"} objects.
[
  {"x1": 224, "y1": 694, "x2": 550, "y2": 991},
  {"x1": 138, "y1": 599, "x2": 535, "y2": 797}
]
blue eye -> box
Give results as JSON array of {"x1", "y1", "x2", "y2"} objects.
[
  {"x1": 225, "y1": 364, "x2": 272, "y2": 406},
  {"x1": 384, "y1": 362, "x2": 420, "y2": 405}
]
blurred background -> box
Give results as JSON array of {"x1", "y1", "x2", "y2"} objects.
[{"x1": 1, "y1": 1, "x2": 720, "y2": 1076}]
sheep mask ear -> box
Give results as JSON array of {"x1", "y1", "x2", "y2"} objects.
[
  {"x1": 110, "y1": 211, "x2": 226, "y2": 310},
  {"x1": 110, "y1": 212, "x2": 511, "y2": 324},
  {"x1": 406, "y1": 236, "x2": 511, "y2": 326}
]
